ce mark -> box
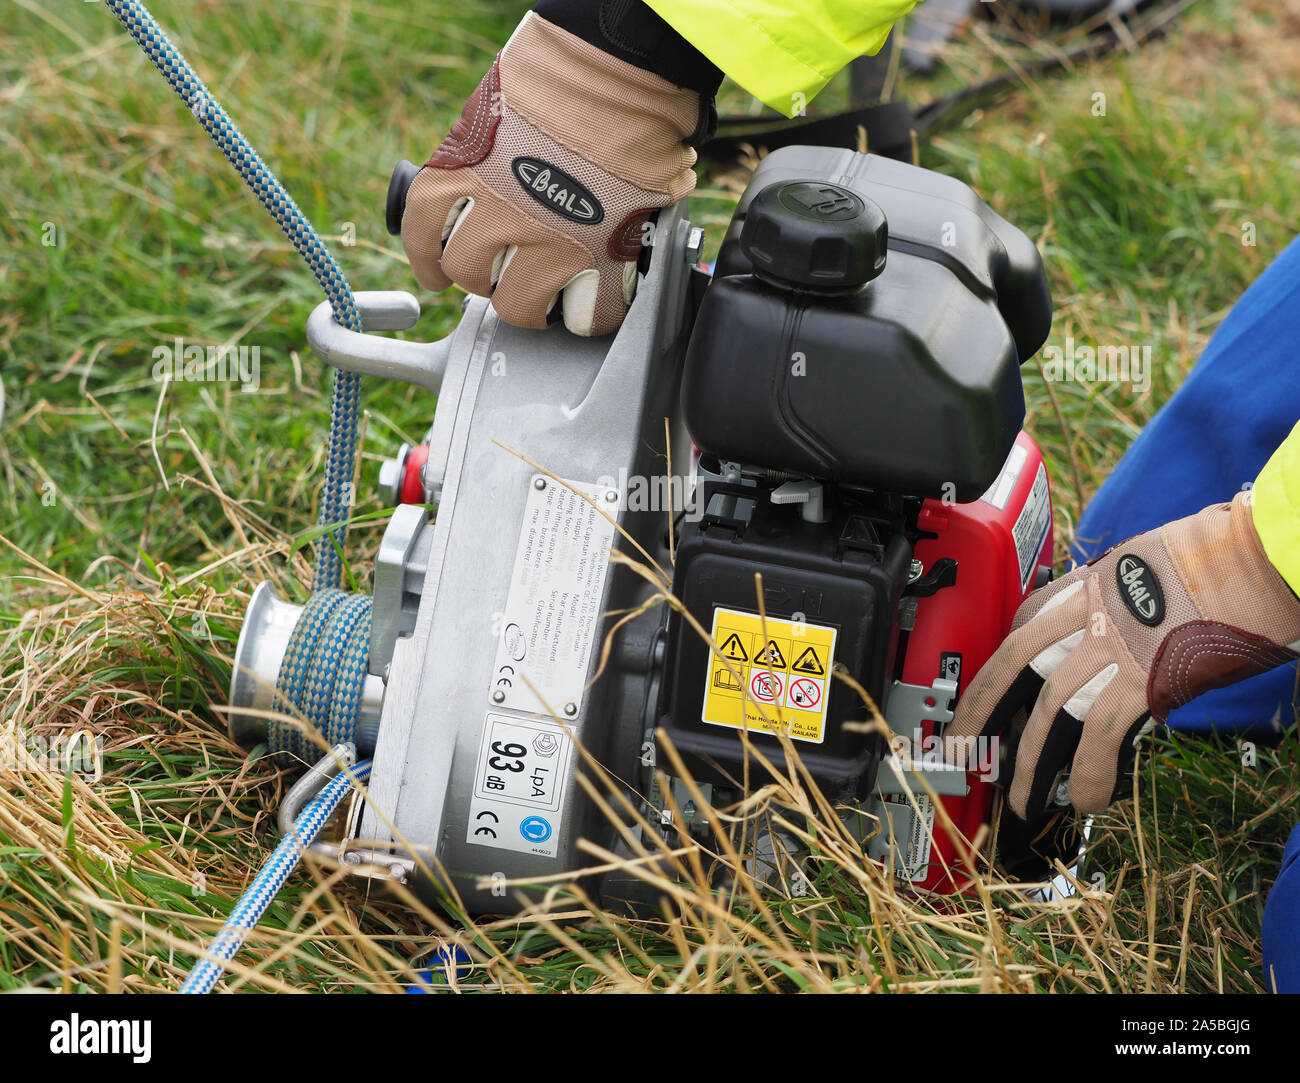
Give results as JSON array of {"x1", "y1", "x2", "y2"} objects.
[{"x1": 474, "y1": 809, "x2": 500, "y2": 839}]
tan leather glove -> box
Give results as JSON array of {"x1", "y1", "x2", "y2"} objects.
[
  {"x1": 400, "y1": 12, "x2": 701, "y2": 337},
  {"x1": 946, "y1": 492, "x2": 1300, "y2": 819}
]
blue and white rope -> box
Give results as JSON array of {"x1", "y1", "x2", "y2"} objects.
[
  {"x1": 178, "y1": 756, "x2": 372, "y2": 994},
  {"x1": 103, "y1": 0, "x2": 383, "y2": 991},
  {"x1": 270, "y1": 589, "x2": 374, "y2": 761},
  {"x1": 104, "y1": 0, "x2": 375, "y2": 754},
  {"x1": 104, "y1": 0, "x2": 362, "y2": 592}
]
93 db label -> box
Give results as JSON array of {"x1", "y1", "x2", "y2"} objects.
[{"x1": 473, "y1": 715, "x2": 572, "y2": 812}]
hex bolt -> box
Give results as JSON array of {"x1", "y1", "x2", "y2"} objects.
[
  {"x1": 378, "y1": 459, "x2": 401, "y2": 504},
  {"x1": 378, "y1": 443, "x2": 411, "y2": 507},
  {"x1": 686, "y1": 226, "x2": 705, "y2": 264}
]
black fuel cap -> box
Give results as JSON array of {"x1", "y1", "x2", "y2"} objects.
[{"x1": 739, "y1": 180, "x2": 888, "y2": 292}]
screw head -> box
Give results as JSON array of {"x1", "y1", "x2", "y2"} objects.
[
  {"x1": 686, "y1": 226, "x2": 705, "y2": 263},
  {"x1": 534, "y1": 477, "x2": 547, "y2": 490},
  {"x1": 492, "y1": 689, "x2": 506, "y2": 704},
  {"x1": 563, "y1": 702, "x2": 578, "y2": 717},
  {"x1": 605, "y1": 489, "x2": 619, "y2": 504},
  {"x1": 378, "y1": 444, "x2": 411, "y2": 506},
  {"x1": 342, "y1": 851, "x2": 362, "y2": 866},
  {"x1": 378, "y1": 460, "x2": 400, "y2": 504}
]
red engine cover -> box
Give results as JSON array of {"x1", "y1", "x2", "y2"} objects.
[{"x1": 885, "y1": 431, "x2": 1054, "y2": 892}]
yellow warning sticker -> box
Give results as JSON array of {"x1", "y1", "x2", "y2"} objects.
[{"x1": 701, "y1": 606, "x2": 837, "y2": 744}]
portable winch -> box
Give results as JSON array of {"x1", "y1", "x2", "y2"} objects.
[{"x1": 229, "y1": 145, "x2": 1073, "y2": 913}]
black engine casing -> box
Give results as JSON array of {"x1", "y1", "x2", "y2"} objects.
[{"x1": 656, "y1": 484, "x2": 911, "y2": 799}]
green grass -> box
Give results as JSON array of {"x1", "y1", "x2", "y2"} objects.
[{"x1": 1, "y1": 0, "x2": 1297, "y2": 992}]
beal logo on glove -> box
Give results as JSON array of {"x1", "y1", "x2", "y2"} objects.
[
  {"x1": 1116, "y1": 554, "x2": 1165, "y2": 625},
  {"x1": 512, "y1": 157, "x2": 604, "y2": 225}
]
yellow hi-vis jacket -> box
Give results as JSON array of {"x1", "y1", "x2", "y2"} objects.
[
  {"x1": 1254, "y1": 424, "x2": 1299, "y2": 589},
  {"x1": 646, "y1": 0, "x2": 1300, "y2": 590},
  {"x1": 645, "y1": 0, "x2": 918, "y2": 117}
]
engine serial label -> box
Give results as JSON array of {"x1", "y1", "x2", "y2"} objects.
[
  {"x1": 700, "y1": 607, "x2": 837, "y2": 744},
  {"x1": 465, "y1": 713, "x2": 575, "y2": 858},
  {"x1": 880, "y1": 792, "x2": 936, "y2": 882},
  {"x1": 1013, "y1": 462, "x2": 1052, "y2": 590},
  {"x1": 489, "y1": 475, "x2": 617, "y2": 715}
]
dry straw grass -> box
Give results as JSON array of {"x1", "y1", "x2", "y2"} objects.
[{"x1": 1, "y1": 426, "x2": 1290, "y2": 992}]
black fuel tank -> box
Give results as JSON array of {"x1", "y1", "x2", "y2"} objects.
[{"x1": 682, "y1": 148, "x2": 1052, "y2": 502}]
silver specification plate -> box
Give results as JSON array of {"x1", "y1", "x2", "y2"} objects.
[
  {"x1": 489, "y1": 475, "x2": 618, "y2": 715},
  {"x1": 466, "y1": 713, "x2": 575, "y2": 858}
]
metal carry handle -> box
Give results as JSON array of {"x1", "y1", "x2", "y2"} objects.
[{"x1": 305, "y1": 290, "x2": 452, "y2": 394}]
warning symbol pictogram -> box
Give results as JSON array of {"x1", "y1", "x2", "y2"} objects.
[
  {"x1": 701, "y1": 607, "x2": 837, "y2": 745},
  {"x1": 713, "y1": 666, "x2": 742, "y2": 692},
  {"x1": 788, "y1": 677, "x2": 822, "y2": 710},
  {"x1": 792, "y1": 646, "x2": 825, "y2": 675},
  {"x1": 755, "y1": 639, "x2": 787, "y2": 669},
  {"x1": 749, "y1": 670, "x2": 782, "y2": 703},
  {"x1": 720, "y1": 633, "x2": 748, "y2": 662}
]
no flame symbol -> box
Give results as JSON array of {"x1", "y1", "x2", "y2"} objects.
[{"x1": 750, "y1": 670, "x2": 782, "y2": 703}]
